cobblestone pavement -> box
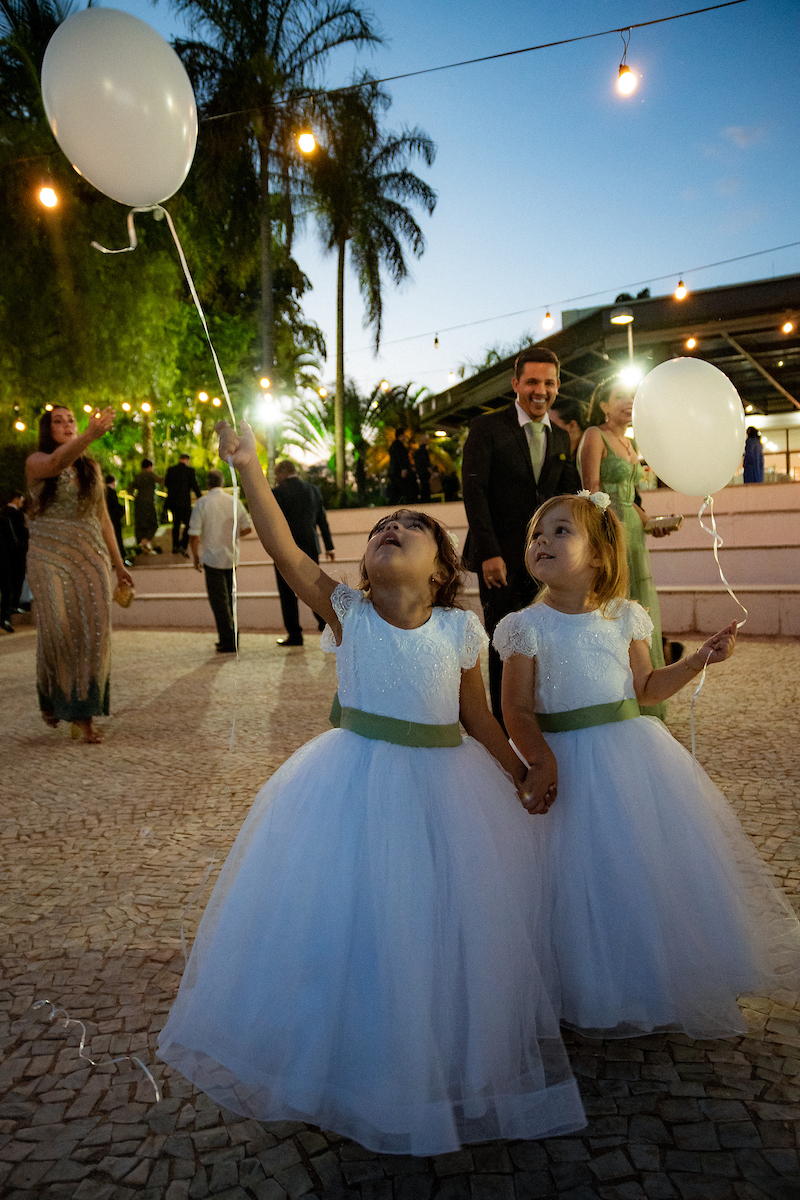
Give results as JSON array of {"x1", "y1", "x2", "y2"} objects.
[{"x1": 1, "y1": 627, "x2": 799, "y2": 1200}]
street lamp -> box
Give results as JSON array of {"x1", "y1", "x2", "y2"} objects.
[{"x1": 610, "y1": 306, "x2": 634, "y2": 363}]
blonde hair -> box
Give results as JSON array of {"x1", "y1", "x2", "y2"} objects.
[{"x1": 525, "y1": 494, "x2": 629, "y2": 613}]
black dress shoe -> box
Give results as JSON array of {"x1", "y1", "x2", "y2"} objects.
[
  {"x1": 276, "y1": 636, "x2": 303, "y2": 646},
  {"x1": 216, "y1": 645, "x2": 237, "y2": 653},
  {"x1": 1, "y1": 620, "x2": 14, "y2": 633}
]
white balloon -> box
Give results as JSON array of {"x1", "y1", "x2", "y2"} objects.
[
  {"x1": 41, "y1": 8, "x2": 197, "y2": 207},
  {"x1": 632, "y1": 358, "x2": 746, "y2": 497}
]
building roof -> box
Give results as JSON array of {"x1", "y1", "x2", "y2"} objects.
[{"x1": 419, "y1": 272, "x2": 800, "y2": 429}]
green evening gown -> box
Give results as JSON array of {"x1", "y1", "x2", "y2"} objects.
[{"x1": 598, "y1": 434, "x2": 667, "y2": 721}]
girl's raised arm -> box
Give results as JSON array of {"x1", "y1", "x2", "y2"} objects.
[
  {"x1": 217, "y1": 420, "x2": 341, "y2": 638},
  {"x1": 629, "y1": 621, "x2": 737, "y2": 706}
]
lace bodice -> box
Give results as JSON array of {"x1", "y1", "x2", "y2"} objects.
[
  {"x1": 321, "y1": 584, "x2": 487, "y2": 725},
  {"x1": 494, "y1": 600, "x2": 653, "y2": 713},
  {"x1": 29, "y1": 464, "x2": 103, "y2": 523}
]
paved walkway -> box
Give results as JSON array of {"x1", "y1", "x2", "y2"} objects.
[{"x1": 1, "y1": 627, "x2": 799, "y2": 1200}]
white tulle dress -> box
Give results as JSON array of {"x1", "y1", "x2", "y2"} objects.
[
  {"x1": 494, "y1": 600, "x2": 800, "y2": 1040},
  {"x1": 158, "y1": 584, "x2": 586, "y2": 1155}
]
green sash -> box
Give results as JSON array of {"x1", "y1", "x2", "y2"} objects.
[
  {"x1": 329, "y1": 693, "x2": 462, "y2": 748},
  {"x1": 536, "y1": 698, "x2": 641, "y2": 733}
]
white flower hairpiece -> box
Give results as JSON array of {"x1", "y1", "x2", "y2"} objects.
[
  {"x1": 446, "y1": 530, "x2": 459, "y2": 550},
  {"x1": 578, "y1": 489, "x2": 612, "y2": 511}
]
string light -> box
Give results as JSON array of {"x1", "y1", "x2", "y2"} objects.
[
  {"x1": 297, "y1": 132, "x2": 316, "y2": 153},
  {"x1": 674, "y1": 279, "x2": 688, "y2": 300},
  {"x1": 686, "y1": 337, "x2": 697, "y2": 349},
  {"x1": 39, "y1": 185, "x2": 58, "y2": 208},
  {"x1": 448, "y1": 372, "x2": 456, "y2": 383},
  {"x1": 15, "y1": 420, "x2": 26, "y2": 431},
  {"x1": 83, "y1": 404, "x2": 93, "y2": 413},
  {"x1": 45, "y1": 404, "x2": 53, "y2": 411},
  {"x1": 434, "y1": 334, "x2": 439, "y2": 348},
  {"x1": 379, "y1": 380, "x2": 390, "y2": 391},
  {"x1": 198, "y1": 392, "x2": 208, "y2": 403},
  {"x1": 319, "y1": 387, "x2": 328, "y2": 397},
  {"x1": 212, "y1": 397, "x2": 222, "y2": 406},
  {"x1": 122, "y1": 402, "x2": 131, "y2": 411},
  {"x1": 259, "y1": 377, "x2": 271, "y2": 389},
  {"x1": 542, "y1": 311, "x2": 554, "y2": 330},
  {"x1": 617, "y1": 29, "x2": 637, "y2": 94},
  {"x1": 782, "y1": 321, "x2": 794, "y2": 333},
  {"x1": 141, "y1": 402, "x2": 152, "y2": 413},
  {"x1": 435, "y1": 430, "x2": 448, "y2": 437}
]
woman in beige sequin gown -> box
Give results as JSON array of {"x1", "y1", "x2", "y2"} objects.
[{"x1": 26, "y1": 406, "x2": 134, "y2": 743}]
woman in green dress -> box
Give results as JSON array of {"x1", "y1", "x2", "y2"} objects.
[{"x1": 579, "y1": 377, "x2": 674, "y2": 721}]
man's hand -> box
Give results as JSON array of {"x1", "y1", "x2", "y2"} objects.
[
  {"x1": 325, "y1": 551, "x2": 336, "y2": 562},
  {"x1": 215, "y1": 420, "x2": 258, "y2": 470},
  {"x1": 481, "y1": 556, "x2": 507, "y2": 588}
]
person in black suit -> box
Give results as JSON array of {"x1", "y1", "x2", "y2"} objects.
[
  {"x1": 415, "y1": 432, "x2": 432, "y2": 503},
  {"x1": 273, "y1": 460, "x2": 335, "y2": 646},
  {"x1": 462, "y1": 346, "x2": 581, "y2": 722},
  {"x1": 387, "y1": 430, "x2": 414, "y2": 504},
  {"x1": 165, "y1": 454, "x2": 201, "y2": 555},
  {"x1": 0, "y1": 492, "x2": 28, "y2": 632},
  {"x1": 104, "y1": 474, "x2": 128, "y2": 565}
]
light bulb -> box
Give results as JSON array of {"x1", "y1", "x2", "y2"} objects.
[
  {"x1": 122, "y1": 402, "x2": 131, "y2": 411},
  {"x1": 448, "y1": 372, "x2": 456, "y2": 383},
  {"x1": 212, "y1": 397, "x2": 222, "y2": 407},
  {"x1": 380, "y1": 380, "x2": 390, "y2": 391},
  {"x1": 297, "y1": 132, "x2": 316, "y2": 154},
  {"x1": 45, "y1": 404, "x2": 53, "y2": 411},
  {"x1": 39, "y1": 186, "x2": 58, "y2": 208},
  {"x1": 435, "y1": 431, "x2": 448, "y2": 437},
  {"x1": 542, "y1": 311, "x2": 554, "y2": 330},
  {"x1": 83, "y1": 404, "x2": 93, "y2": 413},
  {"x1": 141, "y1": 402, "x2": 152, "y2": 413},
  {"x1": 674, "y1": 280, "x2": 688, "y2": 300},
  {"x1": 782, "y1": 321, "x2": 794, "y2": 334},
  {"x1": 260, "y1": 377, "x2": 271, "y2": 389},
  {"x1": 686, "y1": 338, "x2": 696, "y2": 349},
  {"x1": 319, "y1": 387, "x2": 328, "y2": 398},
  {"x1": 619, "y1": 365, "x2": 643, "y2": 386},
  {"x1": 617, "y1": 64, "x2": 636, "y2": 95},
  {"x1": 15, "y1": 420, "x2": 26, "y2": 431}
]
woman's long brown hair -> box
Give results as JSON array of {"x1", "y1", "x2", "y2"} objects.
[{"x1": 34, "y1": 407, "x2": 99, "y2": 516}]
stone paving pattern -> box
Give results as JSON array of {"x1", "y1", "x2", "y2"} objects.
[{"x1": 1, "y1": 626, "x2": 799, "y2": 1200}]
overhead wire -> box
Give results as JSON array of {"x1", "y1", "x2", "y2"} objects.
[
  {"x1": 202, "y1": 0, "x2": 749, "y2": 123},
  {"x1": 343, "y1": 240, "x2": 800, "y2": 355}
]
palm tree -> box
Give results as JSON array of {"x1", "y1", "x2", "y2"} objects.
[
  {"x1": 305, "y1": 79, "x2": 436, "y2": 490},
  {"x1": 170, "y1": 0, "x2": 380, "y2": 382}
]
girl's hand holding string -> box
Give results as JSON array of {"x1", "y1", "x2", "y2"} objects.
[
  {"x1": 518, "y1": 757, "x2": 557, "y2": 815},
  {"x1": 684, "y1": 621, "x2": 737, "y2": 671},
  {"x1": 216, "y1": 420, "x2": 257, "y2": 470}
]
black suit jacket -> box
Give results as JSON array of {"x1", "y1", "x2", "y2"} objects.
[
  {"x1": 273, "y1": 476, "x2": 334, "y2": 560},
  {"x1": 461, "y1": 404, "x2": 580, "y2": 574},
  {"x1": 165, "y1": 462, "x2": 201, "y2": 508}
]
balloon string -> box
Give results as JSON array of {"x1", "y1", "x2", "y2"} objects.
[
  {"x1": 688, "y1": 494, "x2": 748, "y2": 760},
  {"x1": 30, "y1": 1000, "x2": 161, "y2": 1103}
]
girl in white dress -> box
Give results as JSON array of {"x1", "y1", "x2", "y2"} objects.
[
  {"x1": 495, "y1": 491, "x2": 800, "y2": 1040},
  {"x1": 158, "y1": 420, "x2": 586, "y2": 1155}
]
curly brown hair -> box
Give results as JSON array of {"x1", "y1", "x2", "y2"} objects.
[{"x1": 357, "y1": 509, "x2": 464, "y2": 609}]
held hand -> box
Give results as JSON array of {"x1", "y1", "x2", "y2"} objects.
[
  {"x1": 215, "y1": 419, "x2": 257, "y2": 470},
  {"x1": 87, "y1": 407, "x2": 115, "y2": 441},
  {"x1": 517, "y1": 751, "x2": 558, "y2": 815},
  {"x1": 481, "y1": 556, "x2": 508, "y2": 589},
  {"x1": 687, "y1": 621, "x2": 737, "y2": 670}
]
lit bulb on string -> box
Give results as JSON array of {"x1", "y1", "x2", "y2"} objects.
[
  {"x1": 542, "y1": 311, "x2": 554, "y2": 331},
  {"x1": 39, "y1": 185, "x2": 58, "y2": 208},
  {"x1": 297, "y1": 132, "x2": 316, "y2": 154},
  {"x1": 617, "y1": 28, "x2": 636, "y2": 95},
  {"x1": 434, "y1": 334, "x2": 439, "y2": 348},
  {"x1": 674, "y1": 279, "x2": 688, "y2": 300}
]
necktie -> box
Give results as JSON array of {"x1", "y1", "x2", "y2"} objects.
[{"x1": 527, "y1": 421, "x2": 545, "y2": 483}]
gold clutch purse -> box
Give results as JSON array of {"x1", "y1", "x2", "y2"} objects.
[{"x1": 113, "y1": 582, "x2": 135, "y2": 608}]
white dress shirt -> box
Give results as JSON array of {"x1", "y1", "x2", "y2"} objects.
[{"x1": 188, "y1": 488, "x2": 250, "y2": 570}]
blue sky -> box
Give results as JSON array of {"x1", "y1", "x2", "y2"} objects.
[{"x1": 108, "y1": 0, "x2": 800, "y2": 396}]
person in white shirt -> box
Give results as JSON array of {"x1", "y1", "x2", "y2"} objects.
[{"x1": 189, "y1": 470, "x2": 252, "y2": 653}]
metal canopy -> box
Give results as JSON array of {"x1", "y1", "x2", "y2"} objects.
[{"x1": 419, "y1": 273, "x2": 800, "y2": 428}]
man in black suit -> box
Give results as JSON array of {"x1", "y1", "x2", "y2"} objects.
[
  {"x1": 165, "y1": 454, "x2": 201, "y2": 555},
  {"x1": 273, "y1": 460, "x2": 335, "y2": 646},
  {"x1": 462, "y1": 346, "x2": 581, "y2": 721}
]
